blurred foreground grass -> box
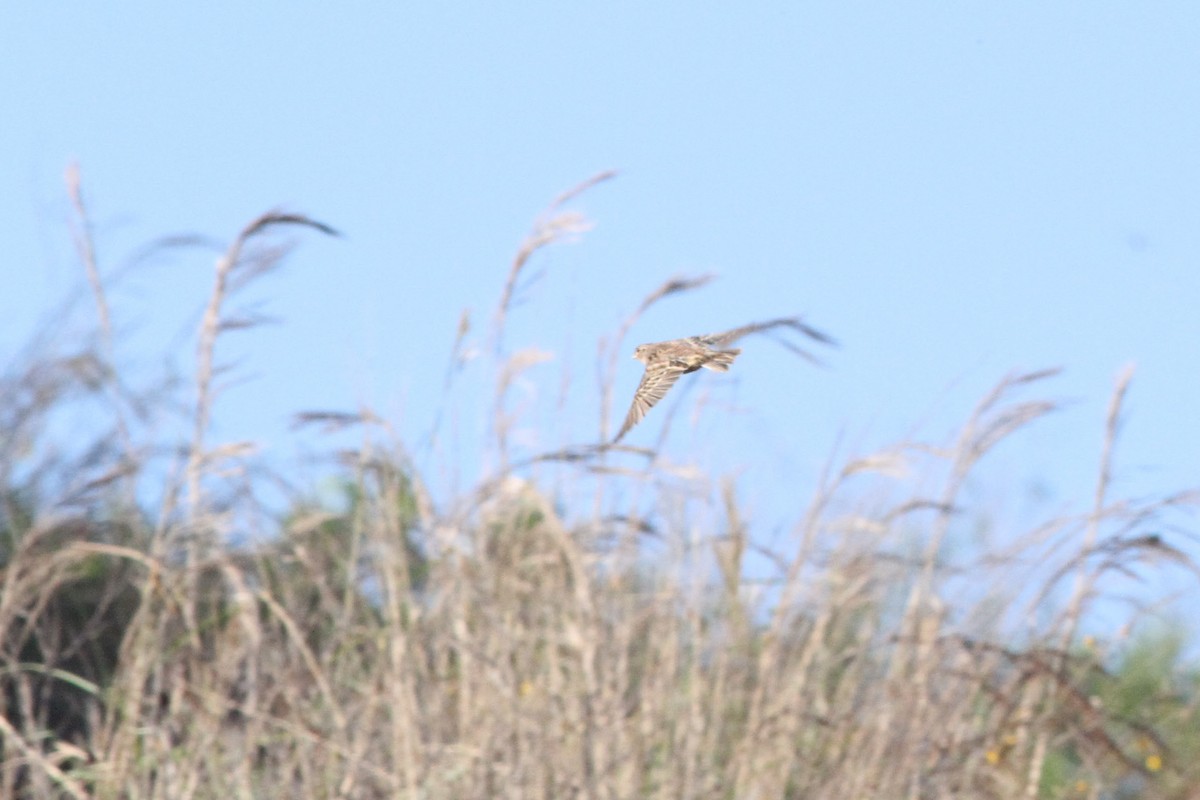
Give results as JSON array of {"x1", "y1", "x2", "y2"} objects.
[{"x1": 1, "y1": 173, "x2": 1197, "y2": 799}]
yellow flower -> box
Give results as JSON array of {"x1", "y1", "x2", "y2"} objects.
[
  {"x1": 1146, "y1": 754, "x2": 1162, "y2": 772},
  {"x1": 986, "y1": 733, "x2": 1019, "y2": 766}
]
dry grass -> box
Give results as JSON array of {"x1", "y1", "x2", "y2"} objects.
[{"x1": 0, "y1": 171, "x2": 1197, "y2": 799}]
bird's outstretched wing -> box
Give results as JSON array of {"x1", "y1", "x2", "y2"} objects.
[{"x1": 614, "y1": 361, "x2": 688, "y2": 442}]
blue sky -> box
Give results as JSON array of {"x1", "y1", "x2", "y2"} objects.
[{"x1": 3, "y1": 5, "x2": 1198, "y2": 568}]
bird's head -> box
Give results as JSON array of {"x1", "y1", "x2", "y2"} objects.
[{"x1": 632, "y1": 344, "x2": 651, "y2": 363}]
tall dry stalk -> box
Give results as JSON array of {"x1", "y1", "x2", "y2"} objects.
[
  {"x1": 185, "y1": 211, "x2": 338, "y2": 539},
  {"x1": 489, "y1": 170, "x2": 615, "y2": 465}
]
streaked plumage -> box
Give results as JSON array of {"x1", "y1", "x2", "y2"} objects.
[{"x1": 613, "y1": 318, "x2": 835, "y2": 443}]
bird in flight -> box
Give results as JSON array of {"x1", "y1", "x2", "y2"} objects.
[{"x1": 613, "y1": 317, "x2": 834, "y2": 443}]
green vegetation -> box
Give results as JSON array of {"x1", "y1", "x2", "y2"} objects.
[{"x1": 0, "y1": 174, "x2": 1196, "y2": 798}]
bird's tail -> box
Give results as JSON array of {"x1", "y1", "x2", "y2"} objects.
[{"x1": 701, "y1": 348, "x2": 741, "y2": 372}]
